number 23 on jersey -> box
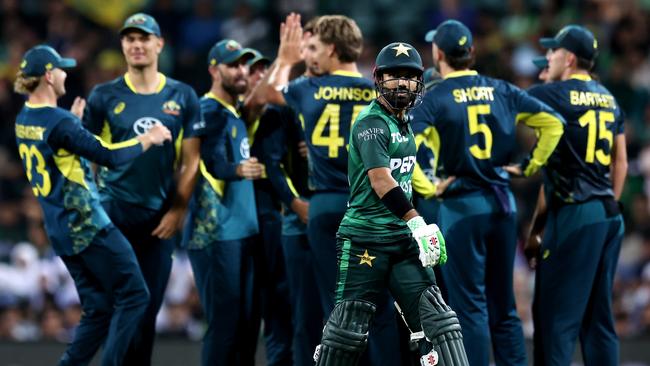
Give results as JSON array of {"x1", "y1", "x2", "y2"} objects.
[{"x1": 18, "y1": 143, "x2": 51, "y2": 197}]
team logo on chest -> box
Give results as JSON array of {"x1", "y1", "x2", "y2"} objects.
[
  {"x1": 133, "y1": 117, "x2": 163, "y2": 136},
  {"x1": 162, "y1": 100, "x2": 181, "y2": 115}
]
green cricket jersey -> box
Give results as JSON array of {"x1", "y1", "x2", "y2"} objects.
[{"x1": 338, "y1": 100, "x2": 415, "y2": 243}]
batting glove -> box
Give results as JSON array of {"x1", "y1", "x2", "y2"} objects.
[{"x1": 407, "y1": 216, "x2": 447, "y2": 267}]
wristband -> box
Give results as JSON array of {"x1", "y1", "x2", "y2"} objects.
[
  {"x1": 381, "y1": 186, "x2": 414, "y2": 219},
  {"x1": 406, "y1": 216, "x2": 426, "y2": 232}
]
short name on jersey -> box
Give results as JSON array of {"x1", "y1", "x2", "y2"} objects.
[
  {"x1": 390, "y1": 155, "x2": 416, "y2": 173},
  {"x1": 453, "y1": 87, "x2": 495, "y2": 103},
  {"x1": 15, "y1": 124, "x2": 46, "y2": 140},
  {"x1": 569, "y1": 90, "x2": 616, "y2": 109},
  {"x1": 314, "y1": 86, "x2": 376, "y2": 102}
]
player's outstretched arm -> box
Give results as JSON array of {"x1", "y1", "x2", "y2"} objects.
[{"x1": 49, "y1": 117, "x2": 170, "y2": 168}]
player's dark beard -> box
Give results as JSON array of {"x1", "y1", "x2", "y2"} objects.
[
  {"x1": 376, "y1": 78, "x2": 424, "y2": 111},
  {"x1": 223, "y1": 77, "x2": 248, "y2": 96}
]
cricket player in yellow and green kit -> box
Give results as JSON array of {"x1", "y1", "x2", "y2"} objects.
[{"x1": 313, "y1": 42, "x2": 469, "y2": 366}]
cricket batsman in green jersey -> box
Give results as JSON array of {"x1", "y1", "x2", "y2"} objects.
[{"x1": 313, "y1": 42, "x2": 469, "y2": 366}]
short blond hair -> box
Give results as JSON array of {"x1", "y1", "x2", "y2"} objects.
[
  {"x1": 13, "y1": 71, "x2": 41, "y2": 95},
  {"x1": 313, "y1": 15, "x2": 363, "y2": 63}
]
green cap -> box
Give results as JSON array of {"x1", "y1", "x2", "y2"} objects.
[
  {"x1": 539, "y1": 25, "x2": 598, "y2": 61},
  {"x1": 208, "y1": 39, "x2": 255, "y2": 66},
  {"x1": 246, "y1": 48, "x2": 271, "y2": 67},
  {"x1": 20, "y1": 45, "x2": 76, "y2": 77},
  {"x1": 532, "y1": 56, "x2": 548, "y2": 69},
  {"x1": 429, "y1": 20, "x2": 472, "y2": 56},
  {"x1": 120, "y1": 13, "x2": 161, "y2": 37}
]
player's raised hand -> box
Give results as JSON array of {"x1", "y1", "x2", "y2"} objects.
[
  {"x1": 146, "y1": 123, "x2": 172, "y2": 145},
  {"x1": 70, "y1": 97, "x2": 86, "y2": 119},
  {"x1": 237, "y1": 157, "x2": 264, "y2": 180},
  {"x1": 407, "y1": 216, "x2": 447, "y2": 267},
  {"x1": 278, "y1": 12, "x2": 303, "y2": 65}
]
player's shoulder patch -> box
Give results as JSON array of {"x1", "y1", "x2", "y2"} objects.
[{"x1": 353, "y1": 114, "x2": 389, "y2": 136}]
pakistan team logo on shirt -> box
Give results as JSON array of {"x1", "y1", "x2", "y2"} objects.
[
  {"x1": 240, "y1": 137, "x2": 250, "y2": 159},
  {"x1": 132, "y1": 117, "x2": 162, "y2": 136}
]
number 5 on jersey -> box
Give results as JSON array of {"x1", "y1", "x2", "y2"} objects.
[
  {"x1": 312, "y1": 103, "x2": 366, "y2": 158},
  {"x1": 467, "y1": 104, "x2": 492, "y2": 159}
]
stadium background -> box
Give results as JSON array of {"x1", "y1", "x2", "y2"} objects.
[{"x1": 0, "y1": 0, "x2": 649, "y2": 364}]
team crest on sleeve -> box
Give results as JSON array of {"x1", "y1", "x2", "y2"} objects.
[
  {"x1": 113, "y1": 102, "x2": 125, "y2": 115},
  {"x1": 162, "y1": 100, "x2": 181, "y2": 115},
  {"x1": 133, "y1": 117, "x2": 162, "y2": 136}
]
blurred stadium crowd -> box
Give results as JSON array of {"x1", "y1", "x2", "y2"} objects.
[{"x1": 0, "y1": 0, "x2": 649, "y2": 344}]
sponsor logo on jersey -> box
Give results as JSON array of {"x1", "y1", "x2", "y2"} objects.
[
  {"x1": 399, "y1": 180, "x2": 413, "y2": 194},
  {"x1": 113, "y1": 102, "x2": 125, "y2": 115},
  {"x1": 162, "y1": 100, "x2": 181, "y2": 115},
  {"x1": 390, "y1": 156, "x2": 416, "y2": 173},
  {"x1": 231, "y1": 126, "x2": 237, "y2": 138},
  {"x1": 357, "y1": 127, "x2": 384, "y2": 141},
  {"x1": 240, "y1": 137, "x2": 250, "y2": 159},
  {"x1": 132, "y1": 117, "x2": 162, "y2": 136},
  {"x1": 193, "y1": 120, "x2": 206, "y2": 131},
  {"x1": 391, "y1": 132, "x2": 409, "y2": 143}
]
